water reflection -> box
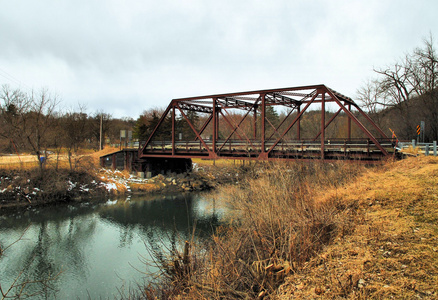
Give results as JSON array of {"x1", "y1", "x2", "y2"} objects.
[{"x1": 0, "y1": 192, "x2": 221, "y2": 299}]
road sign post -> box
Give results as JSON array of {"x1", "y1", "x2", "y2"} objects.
[{"x1": 420, "y1": 121, "x2": 425, "y2": 143}]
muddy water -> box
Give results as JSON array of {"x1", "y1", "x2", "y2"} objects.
[{"x1": 0, "y1": 192, "x2": 222, "y2": 299}]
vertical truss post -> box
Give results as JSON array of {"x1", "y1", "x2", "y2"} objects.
[
  {"x1": 297, "y1": 105, "x2": 301, "y2": 140},
  {"x1": 253, "y1": 105, "x2": 257, "y2": 140},
  {"x1": 216, "y1": 103, "x2": 219, "y2": 144},
  {"x1": 347, "y1": 103, "x2": 351, "y2": 140},
  {"x1": 213, "y1": 98, "x2": 217, "y2": 154},
  {"x1": 172, "y1": 104, "x2": 176, "y2": 156},
  {"x1": 261, "y1": 93, "x2": 266, "y2": 155},
  {"x1": 321, "y1": 91, "x2": 325, "y2": 160}
]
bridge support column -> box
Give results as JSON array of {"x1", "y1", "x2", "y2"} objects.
[
  {"x1": 172, "y1": 105, "x2": 176, "y2": 156},
  {"x1": 253, "y1": 106, "x2": 257, "y2": 140},
  {"x1": 261, "y1": 93, "x2": 266, "y2": 154},
  {"x1": 321, "y1": 91, "x2": 325, "y2": 160},
  {"x1": 297, "y1": 105, "x2": 301, "y2": 140},
  {"x1": 213, "y1": 98, "x2": 217, "y2": 156},
  {"x1": 347, "y1": 102, "x2": 351, "y2": 141}
]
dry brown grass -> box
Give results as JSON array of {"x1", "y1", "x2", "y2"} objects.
[
  {"x1": 142, "y1": 161, "x2": 365, "y2": 299},
  {"x1": 0, "y1": 147, "x2": 119, "y2": 171},
  {"x1": 276, "y1": 157, "x2": 438, "y2": 299}
]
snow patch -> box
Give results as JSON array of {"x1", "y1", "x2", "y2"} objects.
[
  {"x1": 67, "y1": 180, "x2": 77, "y2": 191},
  {"x1": 105, "y1": 199, "x2": 118, "y2": 205},
  {"x1": 101, "y1": 182, "x2": 118, "y2": 192}
]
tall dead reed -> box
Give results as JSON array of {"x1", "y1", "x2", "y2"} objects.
[{"x1": 141, "y1": 161, "x2": 365, "y2": 299}]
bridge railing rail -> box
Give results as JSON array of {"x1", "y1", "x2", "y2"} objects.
[{"x1": 397, "y1": 140, "x2": 438, "y2": 156}]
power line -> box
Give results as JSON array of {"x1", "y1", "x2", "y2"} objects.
[{"x1": 0, "y1": 67, "x2": 33, "y2": 91}]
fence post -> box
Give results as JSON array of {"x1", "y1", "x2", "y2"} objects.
[{"x1": 434, "y1": 141, "x2": 437, "y2": 156}]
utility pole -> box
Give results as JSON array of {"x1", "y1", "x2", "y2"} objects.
[{"x1": 99, "y1": 114, "x2": 103, "y2": 151}]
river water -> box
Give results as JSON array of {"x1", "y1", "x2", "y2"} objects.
[{"x1": 0, "y1": 192, "x2": 222, "y2": 299}]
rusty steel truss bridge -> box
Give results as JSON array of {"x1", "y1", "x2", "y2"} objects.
[{"x1": 138, "y1": 84, "x2": 397, "y2": 162}]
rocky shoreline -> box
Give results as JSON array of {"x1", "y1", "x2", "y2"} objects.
[{"x1": 0, "y1": 164, "x2": 243, "y2": 210}]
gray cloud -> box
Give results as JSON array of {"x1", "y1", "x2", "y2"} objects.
[{"x1": 1, "y1": 0, "x2": 437, "y2": 118}]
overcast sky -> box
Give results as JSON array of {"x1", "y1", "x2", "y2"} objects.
[{"x1": 1, "y1": 0, "x2": 437, "y2": 119}]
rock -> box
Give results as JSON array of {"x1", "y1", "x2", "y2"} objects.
[{"x1": 191, "y1": 180, "x2": 204, "y2": 190}]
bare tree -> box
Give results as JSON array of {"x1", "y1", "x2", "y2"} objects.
[
  {"x1": 61, "y1": 104, "x2": 90, "y2": 171},
  {"x1": 356, "y1": 79, "x2": 387, "y2": 127},
  {"x1": 357, "y1": 35, "x2": 438, "y2": 140},
  {"x1": 0, "y1": 85, "x2": 32, "y2": 154},
  {"x1": 0, "y1": 86, "x2": 60, "y2": 171}
]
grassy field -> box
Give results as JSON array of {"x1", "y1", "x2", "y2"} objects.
[{"x1": 0, "y1": 147, "x2": 119, "y2": 170}]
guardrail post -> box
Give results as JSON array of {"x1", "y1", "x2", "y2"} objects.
[
  {"x1": 412, "y1": 139, "x2": 416, "y2": 149},
  {"x1": 434, "y1": 141, "x2": 437, "y2": 156},
  {"x1": 425, "y1": 144, "x2": 430, "y2": 156}
]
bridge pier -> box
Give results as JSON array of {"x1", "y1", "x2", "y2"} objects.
[
  {"x1": 100, "y1": 149, "x2": 192, "y2": 177},
  {"x1": 139, "y1": 157, "x2": 192, "y2": 178}
]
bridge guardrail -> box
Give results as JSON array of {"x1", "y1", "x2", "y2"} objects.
[
  {"x1": 397, "y1": 140, "x2": 438, "y2": 156},
  {"x1": 142, "y1": 138, "x2": 396, "y2": 158}
]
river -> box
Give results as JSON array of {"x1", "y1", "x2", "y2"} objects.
[{"x1": 0, "y1": 192, "x2": 222, "y2": 299}]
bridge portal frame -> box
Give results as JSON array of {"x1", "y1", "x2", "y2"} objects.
[{"x1": 139, "y1": 84, "x2": 392, "y2": 161}]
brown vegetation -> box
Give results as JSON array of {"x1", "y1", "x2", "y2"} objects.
[
  {"x1": 278, "y1": 157, "x2": 438, "y2": 299},
  {"x1": 140, "y1": 157, "x2": 438, "y2": 299},
  {"x1": 140, "y1": 161, "x2": 363, "y2": 299}
]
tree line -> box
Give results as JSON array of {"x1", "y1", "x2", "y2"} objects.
[{"x1": 0, "y1": 86, "x2": 134, "y2": 170}]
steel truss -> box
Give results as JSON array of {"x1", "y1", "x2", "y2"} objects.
[{"x1": 139, "y1": 84, "x2": 395, "y2": 161}]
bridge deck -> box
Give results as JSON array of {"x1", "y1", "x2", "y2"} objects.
[{"x1": 141, "y1": 139, "x2": 396, "y2": 161}]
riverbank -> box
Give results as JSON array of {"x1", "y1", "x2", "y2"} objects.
[
  {"x1": 277, "y1": 156, "x2": 438, "y2": 299},
  {"x1": 139, "y1": 157, "x2": 438, "y2": 299},
  {"x1": 0, "y1": 149, "x2": 246, "y2": 210},
  {"x1": 0, "y1": 168, "x2": 108, "y2": 209}
]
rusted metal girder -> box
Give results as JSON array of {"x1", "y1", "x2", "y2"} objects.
[{"x1": 139, "y1": 84, "x2": 394, "y2": 162}]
